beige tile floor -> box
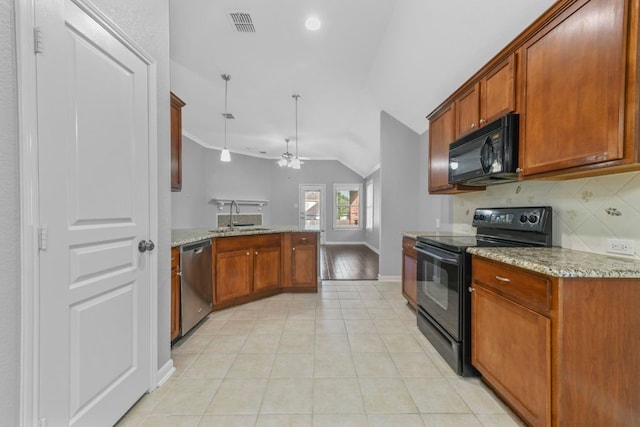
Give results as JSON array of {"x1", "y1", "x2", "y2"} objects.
[{"x1": 117, "y1": 281, "x2": 524, "y2": 427}]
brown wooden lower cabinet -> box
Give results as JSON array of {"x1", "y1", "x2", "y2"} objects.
[
  {"x1": 210, "y1": 232, "x2": 317, "y2": 310},
  {"x1": 401, "y1": 236, "x2": 417, "y2": 309},
  {"x1": 288, "y1": 232, "x2": 318, "y2": 289},
  {"x1": 170, "y1": 247, "x2": 181, "y2": 341},
  {"x1": 471, "y1": 256, "x2": 640, "y2": 426}
]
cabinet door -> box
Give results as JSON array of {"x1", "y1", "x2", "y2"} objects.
[
  {"x1": 215, "y1": 249, "x2": 252, "y2": 304},
  {"x1": 428, "y1": 104, "x2": 456, "y2": 192},
  {"x1": 291, "y1": 244, "x2": 317, "y2": 288},
  {"x1": 171, "y1": 247, "x2": 181, "y2": 341},
  {"x1": 519, "y1": 0, "x2": 626, "y2": 176},
  {"x1": 401, "y1": 252, "x2": 417, "y2": 309},
  {"x1": 455, "y1": 83, "x2": 480, "y2": 138},
  {"x1": 472, "y1": 285, "x2": 550, "y2": 427},
  {"x1": 254, "y1": 246, "x2": 281, "y2": 292},
  {"x1": 170, "y1": 92, "x2": 185, "y2": 192},
  {"x1": 481, "y1": 54, "x2": 515, "y2": 125}
]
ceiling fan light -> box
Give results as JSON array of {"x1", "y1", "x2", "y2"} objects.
[
  {"x1": 220, "y1": 148, "x2": 231, "y2": 162},
  {"x1": 291, "y1": 158, "x2": 301, "y2": 169},
  {"x1": 277, "y1": 158, "x2": 288, "y2": 167}
]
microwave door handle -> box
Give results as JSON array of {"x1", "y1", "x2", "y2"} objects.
[{"x1": 415, "y1": 247, "x2": 459, "y2": 265}]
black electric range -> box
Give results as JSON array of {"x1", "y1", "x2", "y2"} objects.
[{"x1": 414, "y1": 207, "x2": 553, "y2": 376}]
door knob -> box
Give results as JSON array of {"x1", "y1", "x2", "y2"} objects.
[{"x1": 138, "y1": 240, "x2": 155, "y2": 253}]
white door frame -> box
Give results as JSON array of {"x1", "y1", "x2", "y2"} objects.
[
  {"x1": 16, "y1": 0, "x2": 159, "y2": 424},
  {"x1": 299, "y1": 184, "x2": 326, "y2": 244}
]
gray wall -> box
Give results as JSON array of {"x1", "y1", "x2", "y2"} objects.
[
  {"x1": 1, "y1": 3, "x2": 171, "y2": 421},
  {"x1": 172, "y1": 138, "x2": 211, "y2": 228},
  {"x1": 379, "y1": 111, "x2": 420, "y2": 277},
  {"x1": 172, "y1": 140, "x2": 367, "y2": 244},
  {"x1": 365, "y1": 168, "x2": 381, "y2": 251},
  {"x1": 1, "y1": 1, "x2": 20, "y2": 424},
  {"x1": 417, "y1": 130, "x2": 452, "y2": 231}
]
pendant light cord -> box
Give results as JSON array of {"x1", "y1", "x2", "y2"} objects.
[
  {"x1": 293, "y1": 94, "x2": 300, "y2": 159},
  {"x1": 224, "y1": 76, "x2": 228, "y2": 150}
]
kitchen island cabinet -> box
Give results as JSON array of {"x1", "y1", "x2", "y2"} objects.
[
  {"x1": 469, "y1": 251, "x2": 640, "y2": 427},
  {"x1": 213, "y1": 233, "x2": 282, "y2": 307},
  {"x1": 284, "y1": 232, "x2": 318, "y2": 290}
]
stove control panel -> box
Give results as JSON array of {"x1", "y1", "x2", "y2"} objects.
[{"x1": 472, "y1": 207, "x2": 551, "y2": 232}]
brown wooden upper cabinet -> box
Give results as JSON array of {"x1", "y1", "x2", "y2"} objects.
[
  {"x1": 518, "y1": 0, "x2": 638, "y2": 178},
  {"x1": 428, "y1": 103, "x2": 456, "y2": 193},
  {"x1": 170, "y1": 92, "x2": 186, "y2": 192},
  {"x1": 456, "y1": 55, "x2": 516, "y2": 138}
]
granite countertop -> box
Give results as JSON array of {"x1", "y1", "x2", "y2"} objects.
[
  {"x1": 172, "y1": 226, "x2": 319, "y2": 247},
  {"x1": 403, "y1": 231, "x2": 440, "y2": 239},
  {"x1": 467, "y1": 247, "x2": 640, "y2": 278}
]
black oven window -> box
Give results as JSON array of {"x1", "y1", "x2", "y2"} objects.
[{"x1": 424, "y1": 261, "x2": 449, "y2": 310}]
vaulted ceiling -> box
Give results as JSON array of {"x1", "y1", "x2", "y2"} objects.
[{"x1": 169, "y1": 0, "x2": 554, "y2": 177}]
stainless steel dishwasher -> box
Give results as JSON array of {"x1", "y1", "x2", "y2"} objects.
[{"x1": 180, "y1": 239, "x2": 213, "y2": 335}]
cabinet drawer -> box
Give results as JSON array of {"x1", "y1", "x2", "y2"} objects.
[
  {"x1": 472, "y1": 257, "x2": 551, "y2": 313},
  {"x1": 216, "y1": 234, "x2": 279, "y2": 251},
  {"x1": 291, "y1": 232, "x2": 317, "y2": 246},
  {"x1": 402, "y1": 236, "x2": 417, "y2": 258}
]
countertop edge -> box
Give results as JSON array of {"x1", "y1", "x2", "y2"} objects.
[
  {"x1": 467, "y1": 247, "x2": 640, "y2": 279},
  {"x1": 171, "y1": 227, "x2": 320, "y2": 247}
]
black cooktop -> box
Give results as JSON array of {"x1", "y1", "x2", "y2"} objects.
[{"x1": 416, "y1": 234, "x2": 535, "y2": 253}]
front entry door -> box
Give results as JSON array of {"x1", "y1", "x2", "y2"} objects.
[
  {"x1": 299, "y1": 184, "x2": 325, "y2": 244},
  {"x1": 36, "y1": 1, "x2": 155, "y2": 425}
]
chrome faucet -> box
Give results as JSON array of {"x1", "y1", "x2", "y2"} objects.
[{"x1": 229, "y1": 200, "x2": 240, "y2": 229}]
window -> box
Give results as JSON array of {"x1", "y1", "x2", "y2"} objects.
[
  {"x1": 333, "y1": 183, "x2": 362, "y2": 229},
  {"x1": 365, "y1": 180, "x2": 373, "y2": 230}
]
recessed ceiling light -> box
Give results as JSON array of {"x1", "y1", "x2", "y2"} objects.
[{"x1": 305, "y1": 16, "x2": 321, "y2": 31}]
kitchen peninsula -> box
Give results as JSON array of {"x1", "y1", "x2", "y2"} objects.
[{"x1": 171, "y1": 226, "x2": 319, "y2": 340}]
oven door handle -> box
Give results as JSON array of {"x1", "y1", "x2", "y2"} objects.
[{"x1": 415, "y1": 246, "x2": 459, "y2": 265}]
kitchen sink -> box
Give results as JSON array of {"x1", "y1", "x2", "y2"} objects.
[{"x1": 209, "y1": 226, "x2": 269, "y2": 233}]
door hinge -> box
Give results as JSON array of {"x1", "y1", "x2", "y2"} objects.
[
  {"x1": 38, "y1": 226, "x2": 48, "y2": 251},
  {"x1": 34, "y1": 27, "x2": 43, "y2": 54}
]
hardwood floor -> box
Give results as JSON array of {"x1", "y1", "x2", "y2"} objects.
[{"x1": 320, "y1": 244, "x2": 379, "y2": 280}]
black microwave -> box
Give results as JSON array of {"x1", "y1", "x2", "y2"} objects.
[{"x1": 448, "y1": 113, "x2": 519, "y2": 186}]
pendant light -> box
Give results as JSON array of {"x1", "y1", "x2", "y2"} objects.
[
  {"x1": 220, "y1": 74, "x2": 231, "y2": 162},
  {"x1": 290, "y1": 94, "x2": 301, "y2": 170}
]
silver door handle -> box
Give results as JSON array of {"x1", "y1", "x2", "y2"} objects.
[{"x1": 138, "y1": 240, "x2": 155, "y2": 253}]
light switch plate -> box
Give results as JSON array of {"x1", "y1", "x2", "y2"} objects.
[{"x1": 606, "y1": 239, "x2": 635, "y2": 256}]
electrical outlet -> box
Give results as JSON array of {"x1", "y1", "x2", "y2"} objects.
[{"x1": 606, "y1": 239, "x2": 635, "y2": 256}]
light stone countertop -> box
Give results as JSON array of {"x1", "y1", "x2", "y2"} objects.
[
  {"x1": 402, "y1": 231, "x2": 442, "y2": 239},
  {"x1": 172, "y1": 226, "x2": 319, "y2": 247},
  {"x1": 467, "y1": 247, "x2": 640, "y2": 278}
]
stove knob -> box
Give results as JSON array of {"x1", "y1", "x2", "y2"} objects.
[
  {"x1": 519, "y1": 215, "x2": 528, "y2": 223},
  {"x1": 479, "y1": 214, "x2": 486, "y2": 221},
  {"x1": 528, "y1": 215, "x2": 538, "y2": 224},
  {"x1": 473, "y1": 214, "x2": 479, "y2": 220}
]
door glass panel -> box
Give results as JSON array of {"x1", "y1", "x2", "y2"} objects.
[{"x1": 304, "y1": 190, "x2": 320, "y2": 230}]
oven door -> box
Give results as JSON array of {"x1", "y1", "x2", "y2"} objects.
[{"x1": 415, "y1": 244, "x2": 461, "y2": 340}]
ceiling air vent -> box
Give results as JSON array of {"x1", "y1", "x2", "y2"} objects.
[
  {"x1": 222, "y1": 113, "x2": 235, "y2": 120},
  {"x1": 228, "y1": 11, "x2": 255, "y2": 33}
]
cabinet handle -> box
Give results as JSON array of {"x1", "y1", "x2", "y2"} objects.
[
  {"x1": 246, "y1": 252, "x2": 250, "y2": 256},
  {"x1": 177, "y1": 271, "x2": 182, "y2": 277},
  {"x1": 301, "y1": 237, "x2": 307, "y2": 241},
  {"x1": 292, "y1": 247, "x2": 296, "y2": 251},
  {"x1": 468, "y1": 287, "x2": 474, "y2": 292},
  {"x1": 470, "y1": 123, "x2": 477, "y2": 128},
  {"x1": 516, "y1": 167, "x2": 523, "y2": 173},
  {"x1": 255, "y1": 251, "x2": 258, "y2": 255},
  {"x1": 495, "y1": 275, "x2": 511, "y2": 283},
  {"x1": 479, "y1": 118, "x2": 486, "y2": 125}
]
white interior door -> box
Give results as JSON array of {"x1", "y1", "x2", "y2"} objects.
[
  {"x1": 36, "y1": 1, "x2": 154, "y2": 425},
  {"x1": 299, "y1": 184, "x2": 325, "y2": 244}
]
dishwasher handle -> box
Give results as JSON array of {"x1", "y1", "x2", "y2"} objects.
[{"x1": 181, "y1": 239, "x2": 212, "y2": 253}]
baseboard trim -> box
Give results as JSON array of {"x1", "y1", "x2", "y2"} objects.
[
  {"x1": 322, "y1": 241, "x2": 367, "y2": 246},
  {"x1": 364, "y1": 242, "x2": 379, "y2": 254},
  {"x1": 156, "y1": 359, "x2": 175, "y2": 388},
  {"x1": 378, "y1": 275, "x2": 401, "y2": 281}
]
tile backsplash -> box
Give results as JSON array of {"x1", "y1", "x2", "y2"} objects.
[{"x1": 452, "y1": 171, "x2": 640, "y2": 259}]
